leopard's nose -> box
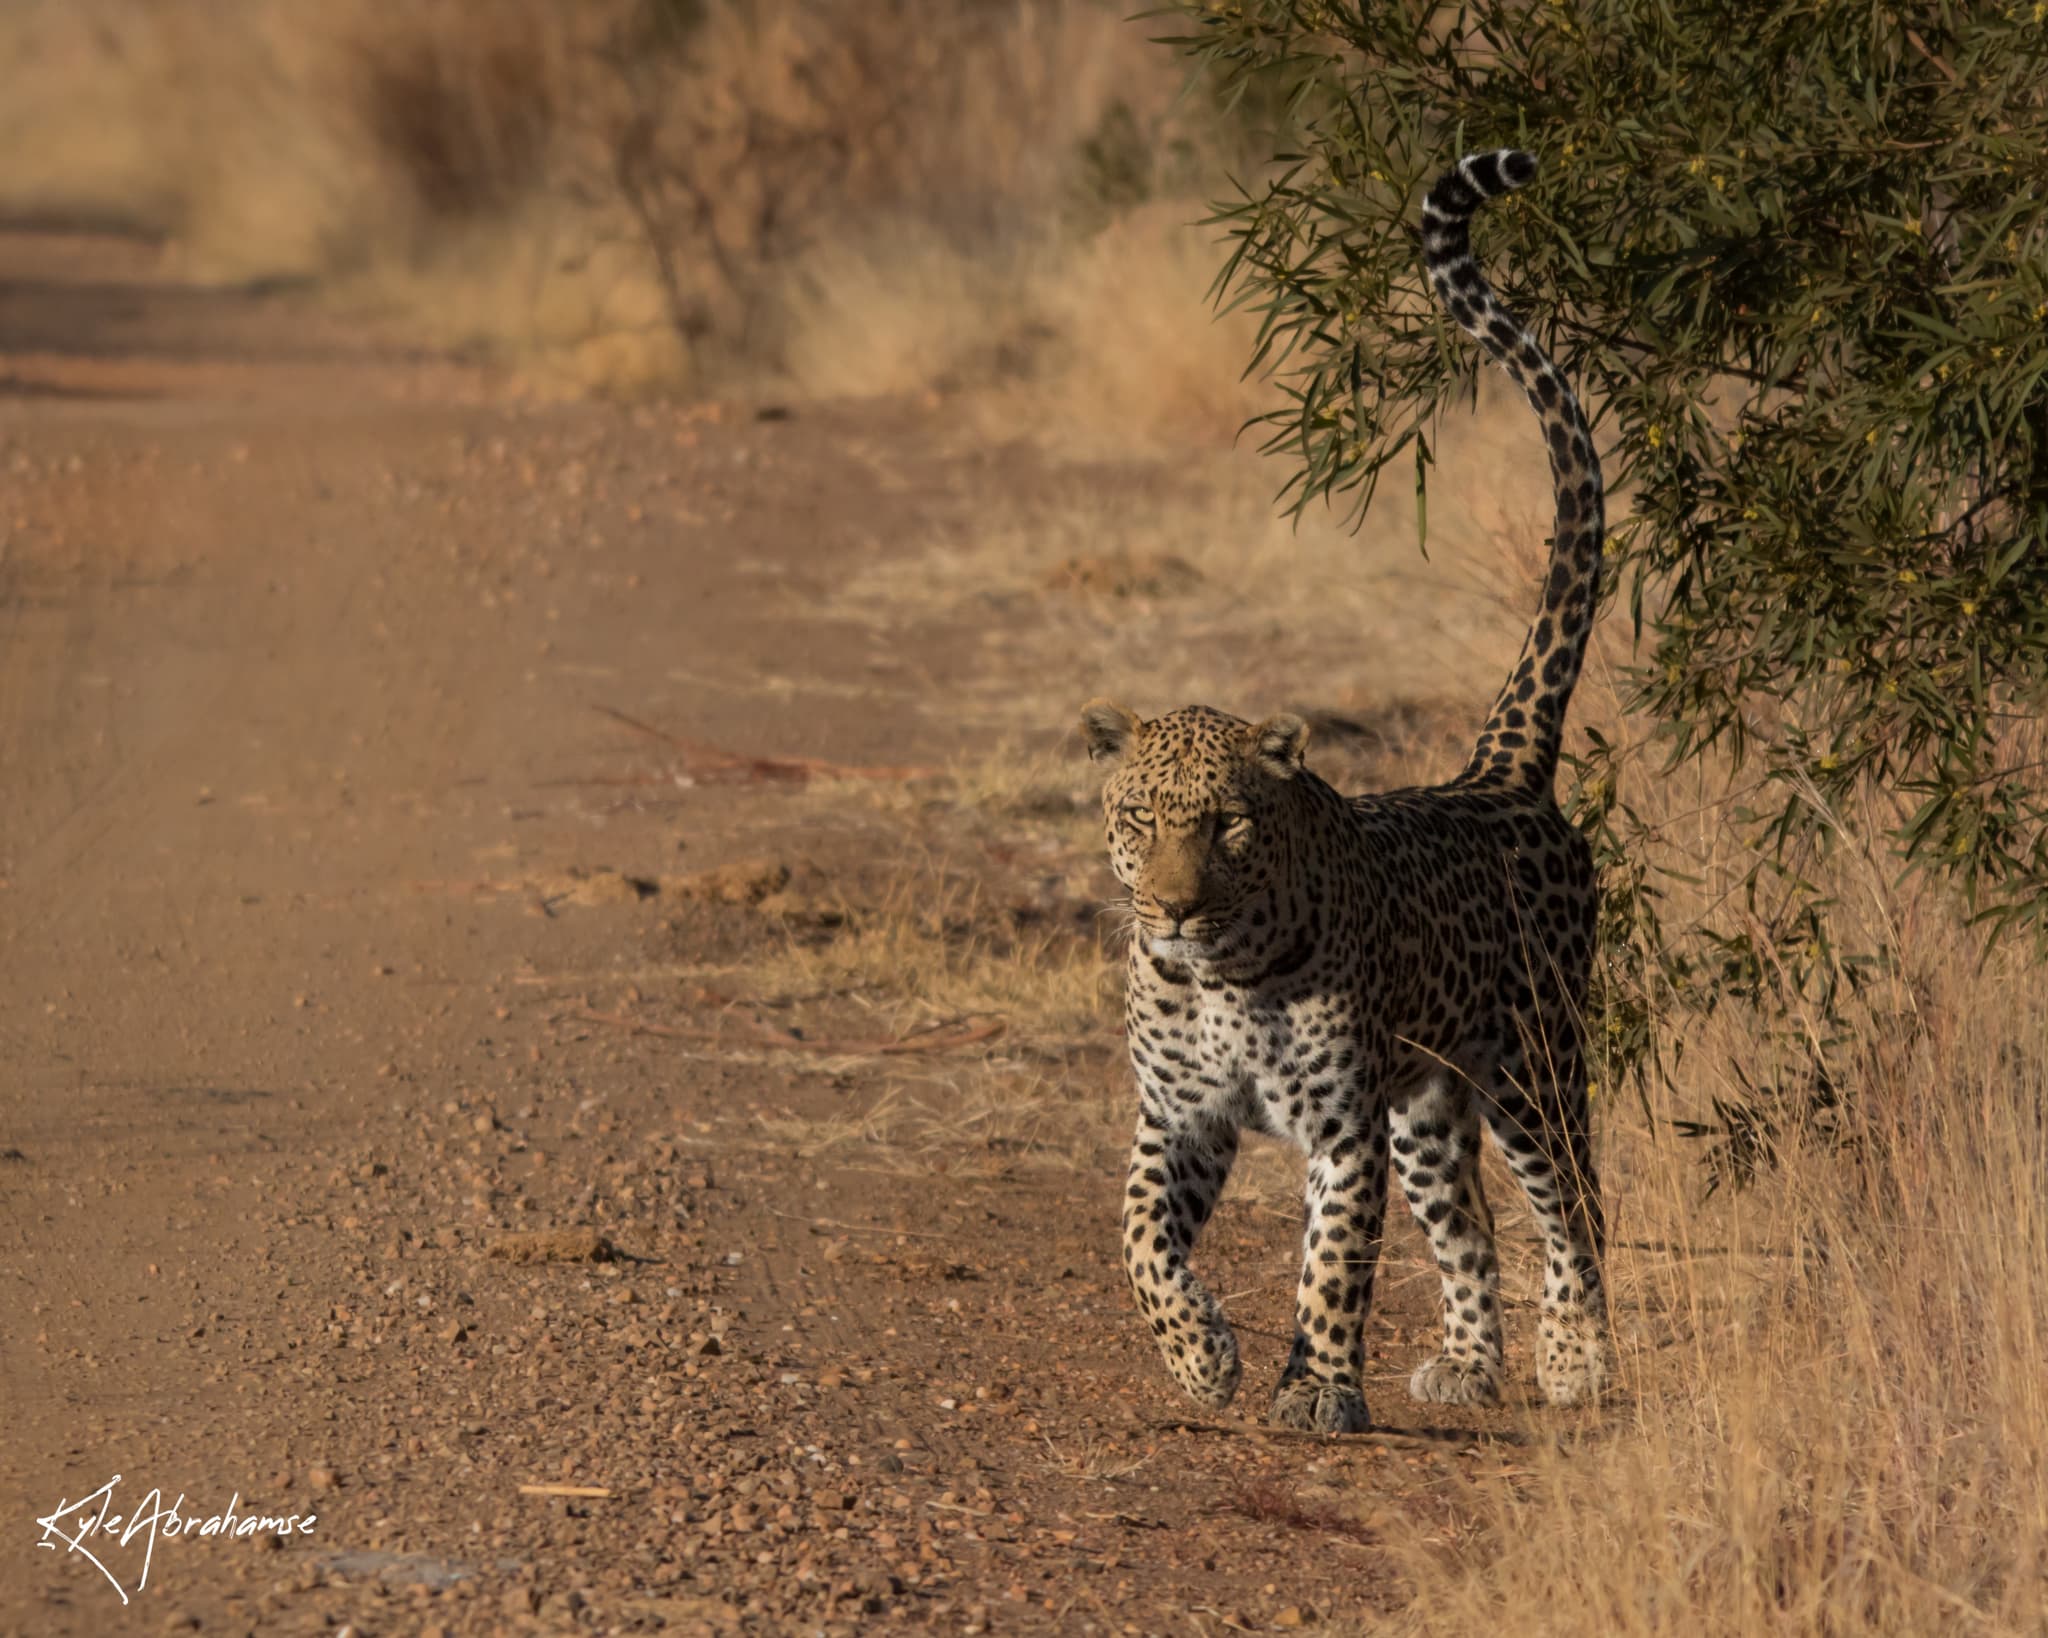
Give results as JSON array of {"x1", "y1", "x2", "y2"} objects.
[{"x1": 1154, "y1": 894, "x2": 1200, "y2": 922}]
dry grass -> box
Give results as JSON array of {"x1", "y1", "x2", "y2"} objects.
[
  {"x1": 777, "y1": 199, "x2": 1273, "y2": 449},
  {"x1": 751, "y1": 1058, "x2": 1126, "y2": 1181},
  {"x1": 752, "y1": 872, "x2": 1111, "y2": 1042},
  {"x1": 0, "y1": 0, "x2": 584, "y2": 275},
  {"x1": 1039, "y1": 1433, "x2": 1154, "y2": 1485},
  {"x1": 1372, "y1": 948, "x2": 2048, "y2": 1635},
  {"x1": 706, "y1": 835, "x2": 1128, "y2": 1178},
  {"x1": 840, "y1": 393, "x2": 1553, "y2": 748}
]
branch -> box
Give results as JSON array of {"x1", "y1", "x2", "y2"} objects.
[{"x1": 1546, "y1": 312, "x2": 1791, "y2": 390}]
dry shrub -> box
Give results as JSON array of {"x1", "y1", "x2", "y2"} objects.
[
  {"x1": 0, "y1": 0, "x2": 579, "y2": 278},
  {"x1": 603, "y1": 0, "x2": 1262, "y2": 427},
  {"x1": 342, "y1": 2, "x2": 567, "y2": 223}
]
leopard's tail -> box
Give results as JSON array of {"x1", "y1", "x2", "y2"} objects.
[{"x1": 1422, "y1": 150, "x2": 1604, "y2": 795}]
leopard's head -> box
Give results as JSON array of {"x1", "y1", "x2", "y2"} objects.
[{"x1": 1079, "y1": 699, "x2": 1311, "y2": 964}]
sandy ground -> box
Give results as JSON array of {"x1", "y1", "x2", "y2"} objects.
[{"x1": 2, "y1": 225, "x2": 1575, "y2": 1637}]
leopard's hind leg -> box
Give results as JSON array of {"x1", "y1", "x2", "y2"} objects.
[
  {"x1": 1479, "y1": 1030, "x2": 1610, "y2": 1407},
  {"x1": 1391, "y1": 1071, "x2": 1505, "y2": 1406}
]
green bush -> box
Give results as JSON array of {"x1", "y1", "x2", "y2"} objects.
[{"x1": 1163, "y1": 1, "x2": 2048, "y2": 1102}]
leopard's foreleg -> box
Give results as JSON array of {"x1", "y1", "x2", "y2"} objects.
[{"x1": 1120, "y1": 1095, "x2": 1241, "y2": 1408}]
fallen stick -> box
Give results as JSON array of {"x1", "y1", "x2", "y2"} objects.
[
  {"x1": 518, "y1": 1483, "x2": 613, "y2": 1499},
  {"x1": 768, "y1": 1209, "x2": 953, "y2": 1241},
  {"x1": 487, "y1": 1229, "x2": 617, "y2": 1265},
  {"x1": 593, "y1": 704, "x2": 934, "y2": 783},
  {"x1": 571, "y1": 1008, "x2": 1004, "y2": 1057},
  {"x1": 1144, "y1": 1416, "x2": 1501, "y2": 1453}
]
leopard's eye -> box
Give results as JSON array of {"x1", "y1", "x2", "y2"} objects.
[
  {"x1": 1124, "y1": 805, "x2": 1156, "y2": 827},
  {"x1": 1221, "y1": 812, "x2": 1254, "y2": 838}
]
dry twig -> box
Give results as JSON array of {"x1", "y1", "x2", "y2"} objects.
[
  {"x1": 594, "y1": 704, "x2": 933, "y2": 783},
  {"x1": 572, "y1": 1006, "x2": 1004, "y2": 1057}
]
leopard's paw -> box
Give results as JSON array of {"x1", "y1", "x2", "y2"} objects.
[
  {"x1": 1408, "y1": 1353, "x2": 1504, "y2": 1407},
  {"x1": 1269, "y1": 1377, "x2": 1370, "y2": 1434},
  {"x1": 1161, "y1": 1313, "x2": 1241, "y2": 1409},
  {"x1": 1537, "y1": 1309, "x2": 1611, "y2": 1407}
]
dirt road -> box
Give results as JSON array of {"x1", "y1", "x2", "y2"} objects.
[{"x1": 2, "y1": 226, "x2": 1550, "y2": 1637}]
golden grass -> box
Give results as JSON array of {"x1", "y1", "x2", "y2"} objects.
[
  {"x1": 1377, "y1": 956, "x2": 2048, "y2": 1635},
  {"x1": 777, "y1": 199, "x2": 1275, "y2": 449},
  {"x1": 705, "y1": 832, "x2": 1128, "y2": 1178},
  {"x1": 839, "y1": 394, "x2": 1553, "y2": 749},
  {"x1": 743, "y1": 843, "x2": 1111, "y2": 1028}
]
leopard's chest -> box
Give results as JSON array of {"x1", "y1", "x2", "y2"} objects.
[{"x1": 1185, "y1": 989, "x2": 1361, "y2": 1146}]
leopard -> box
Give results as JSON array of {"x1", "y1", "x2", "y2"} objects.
[{"x1": 1079, "y1": 149, "x2": 1611, "y2": 1433}]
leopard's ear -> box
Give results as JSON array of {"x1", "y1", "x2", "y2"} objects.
[
  {"x1": 1251, "y1": 713, "x2": 1310, "y2": 779},
  {"x1": 1079, "y1": 699, "x2": 1140, "y2": 765}
]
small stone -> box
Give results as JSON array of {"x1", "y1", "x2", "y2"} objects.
[{"x1": 306, "y1": 1467, "x2": 338, "y2": 1491}]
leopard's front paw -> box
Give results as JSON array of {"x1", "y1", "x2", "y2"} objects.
[
  {"x1": 1269, "y1": 1376, "x2": 1370, "y2": 1433},
  {"x1": 1167, "y1": 1315, "x2": 1241, "y2": 1408}
]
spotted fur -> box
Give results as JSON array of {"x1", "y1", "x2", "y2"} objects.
[{"x1": 1081, "y1": 151, "x2": 1609, "y2": 1432}]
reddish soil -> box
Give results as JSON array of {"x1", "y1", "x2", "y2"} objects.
[{"x1": 2, "y1": 227, "x2": 1561, "y2": 1637}]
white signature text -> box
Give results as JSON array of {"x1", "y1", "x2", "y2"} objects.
[{"x1": 36, "y1": 1474, "x2": 318, "y2": 1603}]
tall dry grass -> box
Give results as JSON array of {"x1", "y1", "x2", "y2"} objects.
[{"x1": 1378, "y1": 926, "x2": 2048, "y2": 1634}]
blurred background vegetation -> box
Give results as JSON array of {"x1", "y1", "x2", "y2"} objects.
[{"x1": 0, "y1": 0, "x2": 1262, "y2": 408}]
